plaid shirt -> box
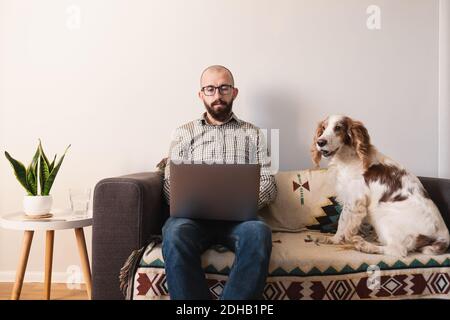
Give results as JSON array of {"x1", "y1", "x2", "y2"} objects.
[{"x1": 163, "y1": 112, "x2": 277, "y2": 210}]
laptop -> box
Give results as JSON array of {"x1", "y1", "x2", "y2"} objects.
[{"x1": 169, "y1": 161, "x2": 261, "y2": 221}]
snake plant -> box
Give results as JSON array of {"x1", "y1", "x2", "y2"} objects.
[{"x1": 4, "y1": 140, "x2": 71, "y2": 196}]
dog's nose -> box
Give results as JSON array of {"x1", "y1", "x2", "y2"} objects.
[{"x1": 317, "y1": 139, "x2": 327, "y2": 147}]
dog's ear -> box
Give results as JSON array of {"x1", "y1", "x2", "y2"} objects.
[
  {"x1": 348, "y1": 119, "x2": 373, "y2": 170},
  {"x1": 311, "y1": 121, "x2": 325, "y2": 168}
]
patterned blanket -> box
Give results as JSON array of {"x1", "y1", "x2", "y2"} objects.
[{"x1": 120, "y1": 231, "x2": 450, "y2": 300}]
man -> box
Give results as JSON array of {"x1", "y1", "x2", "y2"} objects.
[{"x1": 162, "y1": 65, "x2": 277, "y2": 300}]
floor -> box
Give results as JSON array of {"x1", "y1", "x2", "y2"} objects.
[{"x1": 0, "y1": 282, "x2": 88, "y2": 300}]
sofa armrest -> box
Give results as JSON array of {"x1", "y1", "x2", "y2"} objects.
[
  {"x1": 92, "y1": 171, "x2": 168, "y2": 300},
  {"x1": 419, "y1": 176, "x2": 450, "y2": 230}
]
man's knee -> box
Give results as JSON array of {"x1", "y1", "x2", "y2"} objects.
[
  {"x1": 162, "y1": 217, "x2": 202, "y2": 250},
  {"x1": 162, "y1": 217, "x2": 198, "y2": 241},
  {"x1": 163, "y1": 217, "x2": 197, "y2": 237},
  {"x1": 237, "y1": 220, "x2": 272, "y2": 249}
]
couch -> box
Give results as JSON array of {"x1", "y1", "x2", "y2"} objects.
[{"x1": 92, "y1": 171, "x2": 450, "y2": 300}]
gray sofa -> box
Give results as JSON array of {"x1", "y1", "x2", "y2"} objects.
[{"x1": 92, "y1": 172, "x2": 450, "y2": 300}]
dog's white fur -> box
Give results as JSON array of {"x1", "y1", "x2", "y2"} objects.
[{"x1": 312, "y1": 115, "x2": 449, "y2": 257}]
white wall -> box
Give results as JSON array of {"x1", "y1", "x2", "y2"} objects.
[
  {"x1": 0, "y1": 0, "x2": 441, "y2": 281},
  {"x1": 440, "y1": 0, "x2": 450, "y2": 178}
]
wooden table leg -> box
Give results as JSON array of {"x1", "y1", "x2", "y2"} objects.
[
  {"x1": 11, "y1": 230, "x2": 34, "y2": 300},
  {"x1": 75, "y1": 228, "x2": 92, "y2": 300},
  {"x1": 44, "y1": 230, "x2": 54, "y2": 300}
]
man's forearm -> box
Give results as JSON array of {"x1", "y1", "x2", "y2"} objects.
[
  {"x1": 163, "y1": 178, "x2": 171, "y2": 204},
  {"x1": 258, "y1": 175, "x2": 277, "y2": 209}
]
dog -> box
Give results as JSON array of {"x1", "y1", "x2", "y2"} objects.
[{"x1": 311, "y1": 115, "x2": 449, "y2": 257}]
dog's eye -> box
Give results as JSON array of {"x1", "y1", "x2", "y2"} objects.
[{"x1": 335, "y1": 125, "x2": 342, "y2": 131}]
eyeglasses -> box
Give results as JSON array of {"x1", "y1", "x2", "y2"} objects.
[{"x1": 201, "y1": 84, "x2": 233, "y2": 96}]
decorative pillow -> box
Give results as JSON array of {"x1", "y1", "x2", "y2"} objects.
[{"x1": 259, "y1": 168, "x2": 342, "y2": 233}]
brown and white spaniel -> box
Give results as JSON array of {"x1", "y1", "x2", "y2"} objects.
[{"x1": 311, "y1": 115, "x2": 449, "y2": 257}]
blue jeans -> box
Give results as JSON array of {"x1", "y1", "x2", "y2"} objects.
[{"x1": 162, "y1": 216, "x2": 272, "y2": 300}]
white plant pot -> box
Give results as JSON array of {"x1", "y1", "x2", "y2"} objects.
[{"x1": 23, "y1": 195, "x2": 53, "y2": 216}]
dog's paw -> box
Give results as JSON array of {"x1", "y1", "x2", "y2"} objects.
[
  {"x1": 349, "y1": 235, "x2": 367, "y2": 250},
  {"x1": 350, "y1": 235, "x2": 365, "y2": 245},
  {"x1": 327, "y1": 235, "x2": 345, "y2": 245},
  {"x1": 351, "y1": 236, "x2": 385, "y2": 254},
  {"x1": 308, "y1": 234, "x2": 343, "y2": 245}
]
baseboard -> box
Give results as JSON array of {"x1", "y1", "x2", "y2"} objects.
[{"x1": 0, "y1": 271, "x2": 85, "y2": 284}]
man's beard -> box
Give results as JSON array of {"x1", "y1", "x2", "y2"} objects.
[{"x1": 204, "y1": 99, "x2": 233, "y2": 122}]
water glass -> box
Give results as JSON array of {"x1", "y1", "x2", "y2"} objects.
[{"x1": 69, "y1": 188, "x2": 91, "y2": 218}]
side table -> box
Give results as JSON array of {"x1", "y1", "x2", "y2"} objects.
[{"x1": 0, "y1": 211, "x2": 93, "y2": 300}]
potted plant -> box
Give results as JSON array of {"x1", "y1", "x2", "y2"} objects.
[{"x1": 4, "y1": 140, "x2": 71, "y2": 216}]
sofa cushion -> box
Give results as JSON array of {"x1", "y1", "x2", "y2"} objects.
[
  {"x1": 260, "y1": 168, "x2": 341, "y2": 233},
  {"x1": 127, "y1": 230, "x2": 450, "y2": 300}
]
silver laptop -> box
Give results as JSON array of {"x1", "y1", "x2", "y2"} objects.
[{"x1": 169, "y1": 161, "x2": 260, "y2": 221}]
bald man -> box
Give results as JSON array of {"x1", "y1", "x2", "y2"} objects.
[{"x1": 161, "y1": 65, "x2": 277, "y2": 300}]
